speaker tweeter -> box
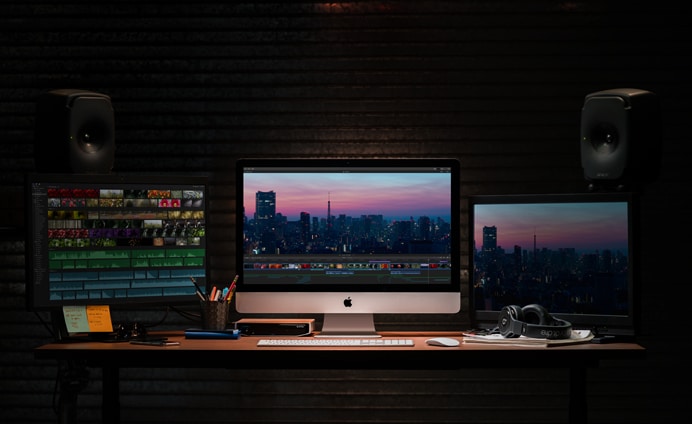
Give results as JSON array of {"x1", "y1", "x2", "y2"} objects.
[
  {"x1": 35, "y1": 89, "x2": 115, "y2": 174},
  {"x1": 580, "y1": 88, "x2": 660, "y2": 190}
]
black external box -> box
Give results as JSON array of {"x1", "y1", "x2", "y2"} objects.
[{"x1": 233, "y1": 318, "x2": 315, "y2": 336}]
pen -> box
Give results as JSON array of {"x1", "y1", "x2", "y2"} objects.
[
  {"x1": 194, "y1": 290, "x2": 205, "y2": 302},
  {"x1": 226, "y1": 285, "x2": 236, "y2": 303},
  {"x1": 189, "y1": 276, "x2": 207, "y2": 301},
  {"x1": 225, "y1": 275, "x2": 238, "y2": 302},
  {"x1": 130, "y1": 340, "x2": 180, "y2": 346},
  {"x1": 209, "y1": 286, "x2": 218, "y2": 302}
]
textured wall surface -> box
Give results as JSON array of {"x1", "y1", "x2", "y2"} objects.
[{"x1": 1, "y1": 2, "x2": 688, "y2": 423}]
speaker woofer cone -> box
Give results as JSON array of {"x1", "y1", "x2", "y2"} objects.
[
  {"x1": 588, "y1": 122, "x2": 619, "y2": 154},
  {"x1": 76, "y1": 119, "x2": 111, "y2": 153}
]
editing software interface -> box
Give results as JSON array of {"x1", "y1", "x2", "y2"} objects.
[
  {"x1": 26, "y1": 174, "x2": 208, "y2": 310},
  {"x1": 242, "y1": 255, "x2": 453, "y2": 285},
  {"x1": 240, "y1": 160, "x2": 456, "y2": 289}
]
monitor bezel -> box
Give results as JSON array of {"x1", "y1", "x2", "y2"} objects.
[
  {"x1": 25, "y1": 172, "x2": 210, "y2": 311},
  {"x1": 235, "y1": 157, "x2": 462, "y2": 295},
  {"x1": 468, "y1": 191, "x2": 638, "y2": 337}
]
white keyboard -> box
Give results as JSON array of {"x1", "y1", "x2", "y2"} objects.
[{"x1": 256, "y1": 338, "x2": 414, "y2": 347}]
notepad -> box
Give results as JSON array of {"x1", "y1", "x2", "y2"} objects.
[{"x1": 462, "y1": 329, "x2": 594, "y2": 346}]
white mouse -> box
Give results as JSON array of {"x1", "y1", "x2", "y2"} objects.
[{"x1": 425, "y1": 337, "x2": 460, "y2": 347}]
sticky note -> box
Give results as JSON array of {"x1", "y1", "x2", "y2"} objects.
[{"x1": 62, "y1": 305, "x2": 113, "y2": 333}]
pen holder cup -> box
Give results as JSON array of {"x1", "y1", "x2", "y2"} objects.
[{"x1": 200, "y1": 301, "x2": 230, "y2": 330}]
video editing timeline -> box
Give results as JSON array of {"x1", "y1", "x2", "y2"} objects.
[
  {"x1": 36, "y1": 182, "x2": 206, "y2": 302},
  {"x1": 243, "y1": 256, "x2": 452, "y2": 285}
]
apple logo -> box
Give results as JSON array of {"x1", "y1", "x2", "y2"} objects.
[{"x1": 343, "y1": 297, "x2": 352, "y2": 307}]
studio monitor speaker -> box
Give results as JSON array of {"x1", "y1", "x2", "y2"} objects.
[
  {"x1": 580, "y1": 88, "x2": 660, "y2": 189},
  {"x1": 35, "y1": 89, "x2": 115, "y2": 174}
]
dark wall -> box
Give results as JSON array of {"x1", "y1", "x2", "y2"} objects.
[{"x1": 1, "y1": 2, "x2": 687, "y2": 423}]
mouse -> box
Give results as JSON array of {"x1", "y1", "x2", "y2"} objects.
[{"x1": 425, "y1": 337, "x2": 460, "y2": 347}]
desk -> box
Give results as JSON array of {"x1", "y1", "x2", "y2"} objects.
[{"x1": 35, "y1": 331, "x2": 645, "y2": 424}]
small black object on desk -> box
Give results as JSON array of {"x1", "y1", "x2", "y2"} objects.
[{"x1": 184, "y1": 328, "x2": 241, "y2": 339}]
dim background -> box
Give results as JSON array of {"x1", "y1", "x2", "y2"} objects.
[{"x1": 1, "y1": 2, "x2": 688, "y2": 423}]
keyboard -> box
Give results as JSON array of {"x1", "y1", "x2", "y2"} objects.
[{"x1": 256, "y1": 338, "x2": 415, "y2": 347}]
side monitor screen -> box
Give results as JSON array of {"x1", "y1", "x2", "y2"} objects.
[
  {"x1": 26, "y1": 173, "x2": 209, "y2": 311},
  {"x1": 469, "y1": 192, "x2": 637, "y2": 336}
]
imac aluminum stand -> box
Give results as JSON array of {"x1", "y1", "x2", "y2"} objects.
[{"x1": 315, "y1": 313, "x2": 381, "y2": 338}]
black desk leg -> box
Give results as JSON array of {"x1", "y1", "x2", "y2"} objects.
[
  {"x1": 568, "y1": 365, "x2": 587, "y2": 424},
  {"x1": 102, "y1": 366, "x2": 120, "y2": 424},
  {"x1": 57, "y1": 361, "x2": 89, "y2": 424}
]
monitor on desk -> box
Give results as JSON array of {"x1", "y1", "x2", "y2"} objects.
[
  {"x1": 469, "y1": 192, "x2": 638, "y2": 338},
  {"x1": 235, "y1": 158, "x2": 461, "y2": 336},
  {"x1": 25, "y1": 173, "x2": 209, "y2": 316}
]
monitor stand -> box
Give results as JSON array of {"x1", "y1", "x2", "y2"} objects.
[{"x1": 315, "y1": 313, "x2": 381, "y2": 338}]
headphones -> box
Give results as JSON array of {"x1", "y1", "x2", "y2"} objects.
[{"x1": 498, "y1": 304, "x2": 572, "y2": 339}]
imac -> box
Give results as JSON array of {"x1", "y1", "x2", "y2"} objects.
[
  {"x1": 469, "y1": 192, "x2": 638, "y2": 340},
  {"x1": 235, "y1": 158, "x2": 461, "y2": 337},
  {"x1": 25, "y1": 173, "x2": 209, "y2": 338}
]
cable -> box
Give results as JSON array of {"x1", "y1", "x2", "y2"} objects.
[
  {"x1": 170, "y1": 305, "x2": 202, "y2": 322},
  {"x1": 34, "y1": 311, "x2": 56, "y2": 339}
]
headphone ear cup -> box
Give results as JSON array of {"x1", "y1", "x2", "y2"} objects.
[
  {"x1": 521, "y1": 304, "x2": 551, "y2": 326},
  {"x1": 520, "y1": 303, "x2": 573, "y2": 339},
  {"x1": 498, "y1": 305, "x2": 523, "y2": 338}
]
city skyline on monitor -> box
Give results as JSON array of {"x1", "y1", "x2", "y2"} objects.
[
  {"x1": 243, "y1": 171, "x2": 451, "y2": 222},
  {"x1": 473, "y1": 201, "x2": 629, "y2": 254}
]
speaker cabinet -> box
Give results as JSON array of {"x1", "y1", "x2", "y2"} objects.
[
  {"x1": 580, "y1": 88, "x2": 660, "y2": 189},
  {"x1": 35, "y1": 89, "x2": 115, "y2": 174}
]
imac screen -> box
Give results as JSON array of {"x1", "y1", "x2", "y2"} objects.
[
  {"x1": 469, "y1": 192, "x2": 637, "y2": 338},
  {"x1": 236, "y1": 158, "x2": 461, "y2": 336},
  {"x1": 26, "y1": 173, "x2": 209, "y2": 311}
]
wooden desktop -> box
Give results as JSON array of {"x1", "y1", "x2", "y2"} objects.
[{"x1": 35, "y1": 331, "x2": 645, "y2": 424}]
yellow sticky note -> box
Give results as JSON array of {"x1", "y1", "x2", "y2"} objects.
[{"x1": 62, "y1": 305, "x2": 113, "y2": 333}]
